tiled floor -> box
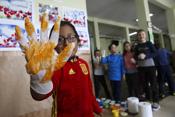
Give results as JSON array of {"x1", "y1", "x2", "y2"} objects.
[
  {"x1": 153, "y1": 96, "x2": 175, "y2": 117},
  {"x1": 95, "y1": 96, "x2": 175, "y2": 117},
  {"x1": 19, "y1": 96, "x2": 175, "y2": 117}
]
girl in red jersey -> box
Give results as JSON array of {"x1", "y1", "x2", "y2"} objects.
[{"x1": 30, "y1": 21, "x2": 102, "y2": 117}]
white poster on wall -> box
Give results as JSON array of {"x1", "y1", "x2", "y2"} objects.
[
  {"x1": 0, "y1": 0, "x2": 33, "y2": 51},
  {"x1": 0, "y1": 1, "x2": 90, "y2": 51},
  {"x1": 38, "y1": 3, "x2": 63, "y2": 24},
  {"x1": 37, "y1": 5, "x2": 90, "y2": 51},
  {"x1": 0, "y1": 24, "x2": 27, "y2": 51},
  {"x1": 0, "y1": 0, "x2": 32, "y2": 20},
  {"x1": 62, "y1": 7, "x2": 90, "y2": 51}
]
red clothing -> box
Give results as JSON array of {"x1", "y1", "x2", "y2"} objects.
[
  {"x1": 124, "y1": 52, "x2": 137, "y2": 70},
  {"x1": 47, "y1": 57, "x2": 102, "y2": 117}
]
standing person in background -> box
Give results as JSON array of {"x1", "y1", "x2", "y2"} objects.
[
  {"x1": 93, "y1": 49, "x2": 111, "y2": 99},
  {"x1": 134, "y1": 29, "x2": 160, "y2": 111},
  {"x1": 123, "y1": 41, "x2": 139, "y2": 97},
  {"x1": 172, "y1": 51, "x2": 175, "y2": 72},
  {"x1": 154, "y1": 43, "x2": 175, "y2": 98},
  {"x1": 101, "y1": 41, "x2": 125, "y2": 103}
]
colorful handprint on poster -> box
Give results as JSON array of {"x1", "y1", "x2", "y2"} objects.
[
  {"x1": 39, "y1": 3, "x2": 62, "y2": 23},
  {"x1": 77, "y1": 30, "x2": 90, "y2": 50},
  {"x1": 0, "y1": 0, "x2": 32, "y2": 20},
  {"x1": 0, "y1": 24, "x2": 26, "y2": 50},
  {"x1": 63, "y1": 7, "x2": 86, "y2": 28}
]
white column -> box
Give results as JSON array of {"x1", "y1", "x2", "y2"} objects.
[
  {"x1": 159, "y1": 33, "x2": 165, "y2": 48},
  {"x1": 125, "y1": 27, "x2": 131, "y2": 42},
  {"x1": 166, "y1": 8, "x2": 175, "y2": 50},
  {"x1": 93, "y1": 18, "x2": 101, "y2": 49},
  {"x1": 135, "y1": 0, "x2": 154, "y2": 43}
]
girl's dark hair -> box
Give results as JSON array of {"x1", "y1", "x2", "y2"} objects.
[
  {"x1": 108, "y1": 40, "x2": 119, "y2": 50},
  {"x1": 94, "y1": 49, "x2": 100, "y2": 56},
  {"x1": 49, "y1": 21, "x2": 80, "y2": 42},
  {"x1": 123, "y1": 41, "x2": 130, "y2": 56}
]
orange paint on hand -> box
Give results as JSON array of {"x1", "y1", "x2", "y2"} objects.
[
  {"x1": 25, "y1": 17, "x2": 35, "y2": 37},
  {"x1": 15, "y1": 26, "x2": 22, "y2": 41},
  {"x1": 41, "y1": 13, "x2": 48, "y2": 32},
  {"x1": 53, "y1": 16, "x2": 61, "y2": 32}
]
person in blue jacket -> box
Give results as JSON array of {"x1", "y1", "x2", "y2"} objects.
[
  {"x1": 101, "y1": 41, "x2": 125, "y2": 103},
  {"x1": 154, "y1": 43, "x2": 175, "y2": 97}
]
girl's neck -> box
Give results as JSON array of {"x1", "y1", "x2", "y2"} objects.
[
  {"x1": 126, "y1": 51, "x2": 131, "y2": 53},
  {"x1": 95, "y1": 56, "x2": 100, "y2": 58},
  {"x1": 112, "y1": 52, "x2": 117, "y2": 55}
]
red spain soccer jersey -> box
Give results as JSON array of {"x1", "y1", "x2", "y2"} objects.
[{"x1": 47, "y1": 57, "x2": 102, "y2": 117}]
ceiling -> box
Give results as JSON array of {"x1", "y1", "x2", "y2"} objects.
[
  {"x1": 98, "y1": 23, "x2": 126, "y2": 39},
  {"x1": 86, "y1": 0, "x2": 171, "y2": 35}
]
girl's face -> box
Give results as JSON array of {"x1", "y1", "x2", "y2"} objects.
[
  {"x1": 124, "y1": 43, "x2": 131, "y2": 52},
  {"x1": 95, "y1": 51, "x2": 101, "y2": 57},
  {"x1": 110, "y1": 44, "x2": 117, "y2": 54},
  {"x1": 137, "y1": 31, "x2": 146, "y2": 43},
  {"x1": 55, "y1": 25, "x2": 79, "y2": 55}
]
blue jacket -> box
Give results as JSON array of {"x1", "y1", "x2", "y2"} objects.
[
  {"x1": 155, "y1": 48, "x2": 171, "y2": 66},
  {"x1": 101, "y1": 54, "x2": 125, "y2": 81}
]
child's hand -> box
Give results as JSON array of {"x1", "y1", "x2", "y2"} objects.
[
  {"x1": 122, "y1": 75, "x2": 126, "y2": 81},
  {"x1": 96, "y1": 56, "x2": 100, "y2": 63},
  {"x1": 15, "y1": 14, "x2": 74, "y2": 83},
  {"x1": 138, "y1": 53, "x2": 146, "y2": 60},
  {"x1": 102, "y1": 50, "x2": 106, "y2": 57},
  {"x1": 130, "y1": 58, "x2": 136, "y2": 64}
]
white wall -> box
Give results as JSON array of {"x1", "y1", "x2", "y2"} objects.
[{"x1": 100, "y1": 38, "x2": 123, "y2": 55}]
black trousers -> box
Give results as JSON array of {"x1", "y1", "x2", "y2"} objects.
[
  {"x1": 157, "y1": 65, "x2": 175, "y2": 95},
  {"x1": 110, "y1": 80, "x2": 121, "y2": 102},
  {"x1": 138, "y1": 66, "x2": 159, "y2": 102},
  {"x1": 125, "y1": 72, "x2": 139, "y2": 97},
  {"x1": 94, "y1": 75, "x2": 110, "y2": 98}
]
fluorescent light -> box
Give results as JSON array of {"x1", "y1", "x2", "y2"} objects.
[
  {"x1": 129, "y1": 32, "x2": 137, "y2": 36},
  {"x1": 149, "y1": 13, "x2": 154, "y2": 17},
  {"x1": 135, "y1": 13, "x2": 153, "y2": 22}
]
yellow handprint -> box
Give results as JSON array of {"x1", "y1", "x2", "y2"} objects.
[{"x1": 15, "y1": 14, "x2": 75, "y2": 83}]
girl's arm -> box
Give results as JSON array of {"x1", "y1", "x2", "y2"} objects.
[
  {"x1": 101, "y1": 56, "x2": 108, "y2": 64},
  {"x1": 145, "y1": 42, "x2": 157, "y2": 59},
  {"x1": 121, "y1": 56, "x2": 125, "y2": 79},
  {"x1": 30, "y1": 70, "x2": 62, "y2": 101}
]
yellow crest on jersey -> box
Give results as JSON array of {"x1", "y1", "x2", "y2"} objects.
[
  {"x1": 80, "y1": 63, "x2": 88, "y2": 75},
  {"x1": 69, "y1": 68, "x2": 76, "y2": 75}
]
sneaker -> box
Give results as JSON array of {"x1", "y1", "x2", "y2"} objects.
[
  {"x1": 172, "y1": 93, "x2": 175, "y2": 96},
  {"x1": 152, "y1": 103, "x2": 160, "y2": 111},
  {"x1": 139, "y1": 94, "x2": 146, "y2": 101},
  {"x1": 161, "y1": 94, "x2": 165, "y2": 98}
]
